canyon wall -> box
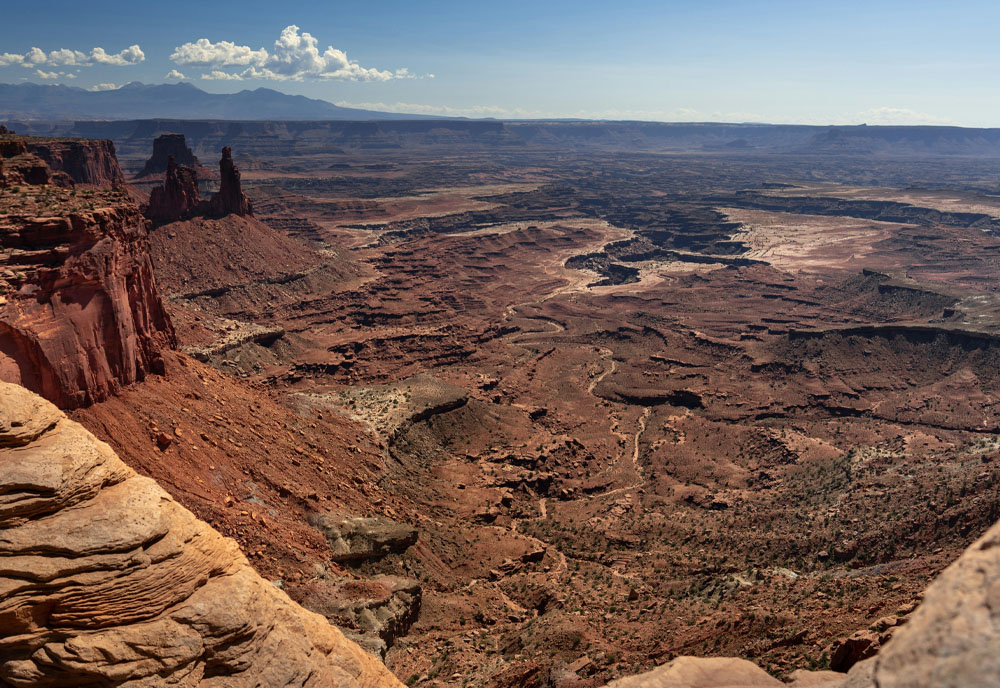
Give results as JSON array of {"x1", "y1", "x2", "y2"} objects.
[
  {"x1": 25, "y1": 137, "x2": 125, "y2": 186},
  {"x1": 0, "y1": 136, "x2": 175, "y2": 408}
]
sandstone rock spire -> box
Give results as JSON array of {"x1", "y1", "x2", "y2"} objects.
[
  {"x1": 208, "y1": 145, "x2": 253, "y2": 217},
  {"x1": 147, "y1": 154, "x2": 202, "y2": 224}
]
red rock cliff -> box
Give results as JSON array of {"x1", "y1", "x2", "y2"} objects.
[
  {"x1": 0, "y1": 139, "x2": 175, "y2": 409},
  {"x1": 25, "y1": 137, "x2": 126, "y2": 186}
]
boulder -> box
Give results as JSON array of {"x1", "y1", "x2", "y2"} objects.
[
  {"x1": 829, "y1": 630, "x2": 886, "y2": 672},
  {"x1": 0, "y1": 382, "x2": 403, "y2": 687},
  {"x1": 311, "y1": 514, "x2": 418, "y2": 563}
]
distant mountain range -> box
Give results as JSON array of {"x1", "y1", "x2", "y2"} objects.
[{"x1": 0, "y1": 81, "x2": 453, "y2": 121}]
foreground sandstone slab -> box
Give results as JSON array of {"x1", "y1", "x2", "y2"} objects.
[
  {"x1": 604, "y1": 657, "x2": 783, "y2": 688},
  {"x1": 839, "y1": 507, "x2": 1000, "y2": 688},
  {"x1": 0, "y1": 382, "x2": 403, "y2": 687}
]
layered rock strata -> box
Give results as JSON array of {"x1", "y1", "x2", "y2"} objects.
[
  {"x1": 0, "y1": 179, "x2": 175, "y2": 408},
  {"x1": 0, "y1": 382, "x2": 404, "y2": 687},
  {"x1": 310, "y1": 514, "x2": 419, "y2": 564},
  {"x1": 24, "y1": 137, "x2": 125, "y2": 186}
]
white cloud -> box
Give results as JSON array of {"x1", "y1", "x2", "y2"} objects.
[
  {"x1": 25, "y1": 47, "x2": 47, "y2": 65},
  {"x1": 35, "y1": 69, "x2": 60, "y2": 80},
  {"x1": 90, "y1": 45, "x2": 145, "y2": 66},
  {"x1": 44, "y1": 49, "x2": 89, "y2": 66},
  {"x1": 172, "y1": 25, "x2": 419, "y2": 82},
  {"x1": 89, "y1": 82, "x2": 120, "y2": 91},
  {"x1": 164, "y1": 69, "x2": 187, "y2": 80},
  {"x1": 0, "y1": 44, "x2": 144, "y2": 69},
  {"x1": 853, "y1": 107, "x2": 954, "y2": 126},
  {"x1": 171, "y1": 38, "x2": 268, "y2": 67},
  {"x1": 335, "y1": 101, "x2": 520, "y2": 118},
  {"x1": 201, "y1": 70, "x2": 244, "y2": 81}
]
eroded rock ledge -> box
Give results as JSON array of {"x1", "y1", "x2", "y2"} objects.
[{"x1": 0, "y1": 382, "x2": 403, "y2": 687}]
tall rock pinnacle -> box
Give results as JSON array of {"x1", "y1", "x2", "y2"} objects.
[{"x1": 208, "y1": 146, "x2": 253, "y2": 217}]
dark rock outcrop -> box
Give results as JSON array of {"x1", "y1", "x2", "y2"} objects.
[
  {"x1": 0, "y1": 382, "x2": 404, "y2": 687},
  {"x1": 146, "y1": 155, "x2": 202, "y2": 225},
  {"x1": 137, "y1": 132, "x2": 207, "y2": 178},
  {"x1": 208, "y1": 146, "x2": 253, "y2": 217},
  {"x1": 294, "y1": 575, "x2": 422, "y2": 658},
  {"x1": 310, "y1": 514, "x2": 419, "y2": 563}
]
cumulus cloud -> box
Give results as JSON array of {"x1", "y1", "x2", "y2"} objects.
[
  {"x1": 0, "y1": 44, "x2": 144, "y2": 69},
  {"x1": 34, "y1": 68, "x2": 78, "y2": 81},
  {"x1": 164, "y1": 69, "x2": 186, "y2": 80},
  {"x1": 91, "y1": 45, "x2": 145, "y2": 66},
  {"x1": 89, "y1": 83, "x2": 120, "y2": 91},
  {"x1": 171, "y1": 38, "x2": 268, "y2": 67},
  {"x1": 201, "y1": 70, "x2": 244, "y2": 81},
  {"x1": 172, "y1": 25, "x2": 421, "y2": 82}
]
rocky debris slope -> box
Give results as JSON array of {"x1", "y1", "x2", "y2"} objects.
[
  {"x1": 0, "y1": 382, "x2": 403, "y2": 688},
  {"x1": 838, "y1": 510, "x2": 1000, "y2": 688},
  {"x1": 0, "y1": 140, "x2": 175, "y2": 408},
  {"x1": 137, "y1": 133, "x2": 210, "y2": 179}
]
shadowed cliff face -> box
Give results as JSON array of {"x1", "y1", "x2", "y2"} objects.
[
  {"x1": 25, "y1": 138, "x2": 125, "y2": 187},
  {"x1": 0, "y1": 137, "x2": 175, "y2": 408},
  {"x1": 0, "y1": 382, "x2": 403, "y2": 688}
]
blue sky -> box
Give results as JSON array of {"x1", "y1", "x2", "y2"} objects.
[{"x1": 2, "y1": 0, "x2": 999, "y2": 125}]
